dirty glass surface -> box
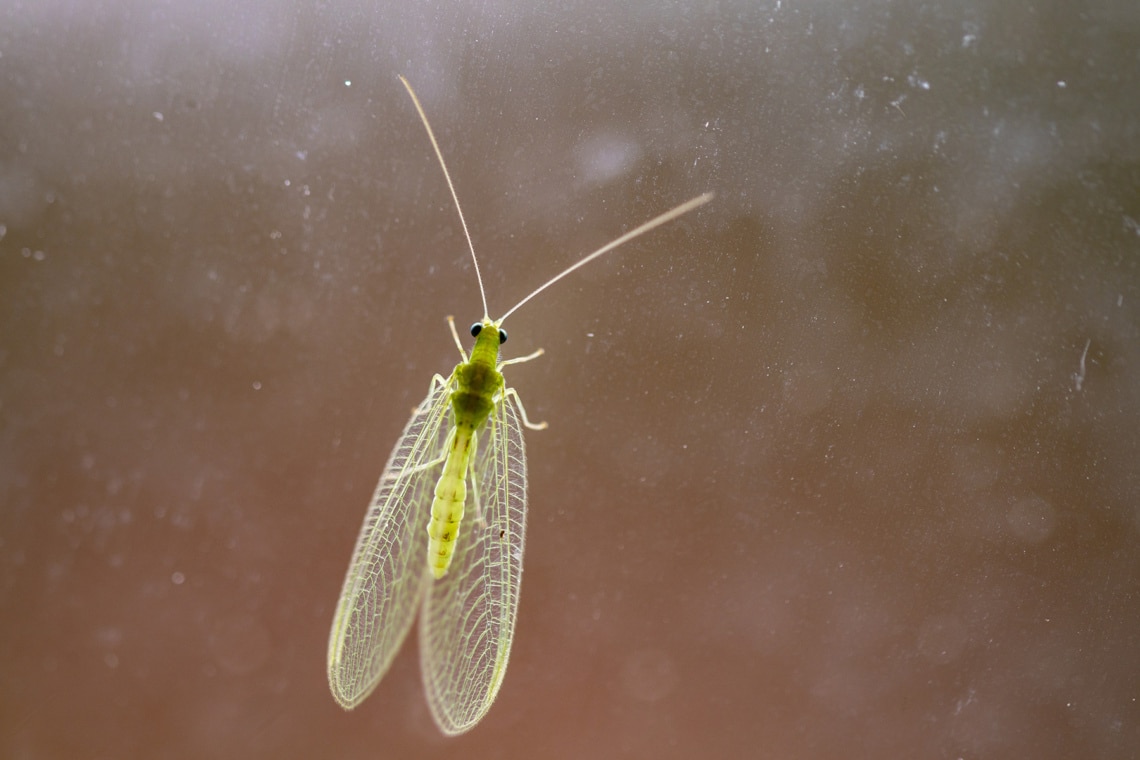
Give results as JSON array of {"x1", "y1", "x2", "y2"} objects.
[{"x1": 1, "y1": 1, "x2": 1137, "y2": 758}]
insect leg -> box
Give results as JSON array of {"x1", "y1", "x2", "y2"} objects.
[
  {"x1": 446, "y1": 316, "x2": 470, "y2": 362},
  {"x1": 468, "y1": 456, "x2": 489, "y2": 529},
  {"x1": 404, "y1": 373, "x2": 455, "y2": 414},
  {"x1": 504, "y1": 387, "x2": 548, "y2": 431},
  {"x1": 498, "y1": 347, "x2": 544, "y2": 369},
  {"x1": 382, "y1": 449, "x2": 448, "y2": 482},
  {"x1": 382, "y1": 423, "x2": 453, "y2": 482}
]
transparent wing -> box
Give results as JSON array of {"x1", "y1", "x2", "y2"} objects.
[
  {"x1": 327, "y1": 373, "x2": 455, "y2": 708},
  {"x1": 420, "y1": 388, "x2": 528, "y2": 735}
]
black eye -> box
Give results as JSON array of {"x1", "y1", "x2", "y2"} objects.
[
  {"x1": 470, "y1": 322, "x2": 482, "y2": 337},
  {"x1": 498, "y1": 329, "x2": 508, "y2": 344}
]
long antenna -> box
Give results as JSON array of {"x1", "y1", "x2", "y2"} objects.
[
  {"x1": 497, "y1": 192, "x2": 714, "y2": 325},
  {"x1": 399, "y1": 75, "x2": 490, "y2": 320}
]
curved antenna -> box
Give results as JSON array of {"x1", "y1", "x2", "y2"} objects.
[
  {"x1": 399, "y1": 75, "x2": 490, "y2": 320},
  {"x1": 497, "y1": 192, "x2": 714, "y2": 325}
]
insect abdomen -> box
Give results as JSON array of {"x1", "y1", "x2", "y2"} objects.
[{"x1": 427, "y1": 426, "x2": 475, "y2": 578}]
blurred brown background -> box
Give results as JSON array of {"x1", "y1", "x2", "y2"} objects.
[{"x1": 1, "y1": 1, "x2": 1137, "y2": 758}]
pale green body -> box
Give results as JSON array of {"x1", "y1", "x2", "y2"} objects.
[{"x1": 427, "y1": 322, "x2": 504, "y2": 578}]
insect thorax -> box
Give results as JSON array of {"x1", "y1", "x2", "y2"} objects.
[{"x1": 451, "y1": 359, "x2": 503, "y2": 430}]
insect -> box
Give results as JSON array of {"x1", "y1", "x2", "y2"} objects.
[{"x1": 326, "y1": 75, "x2": 713, "y2": 735}]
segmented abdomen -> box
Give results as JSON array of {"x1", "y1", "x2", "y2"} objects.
[{"x1": 426, "y1": 427, "x2": 474, "y2": 578}]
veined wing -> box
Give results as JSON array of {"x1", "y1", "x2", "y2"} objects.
[
  {"x1": 328, "y1": 373, "x2": 455, "y2": 708},
  {"x1": 420, "y1": 388, "x2": 528, "y2": 735}
]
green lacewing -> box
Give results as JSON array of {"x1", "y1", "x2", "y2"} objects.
[{"x1": 327, "y1": 75, "x2": 712, "y2": 735}]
